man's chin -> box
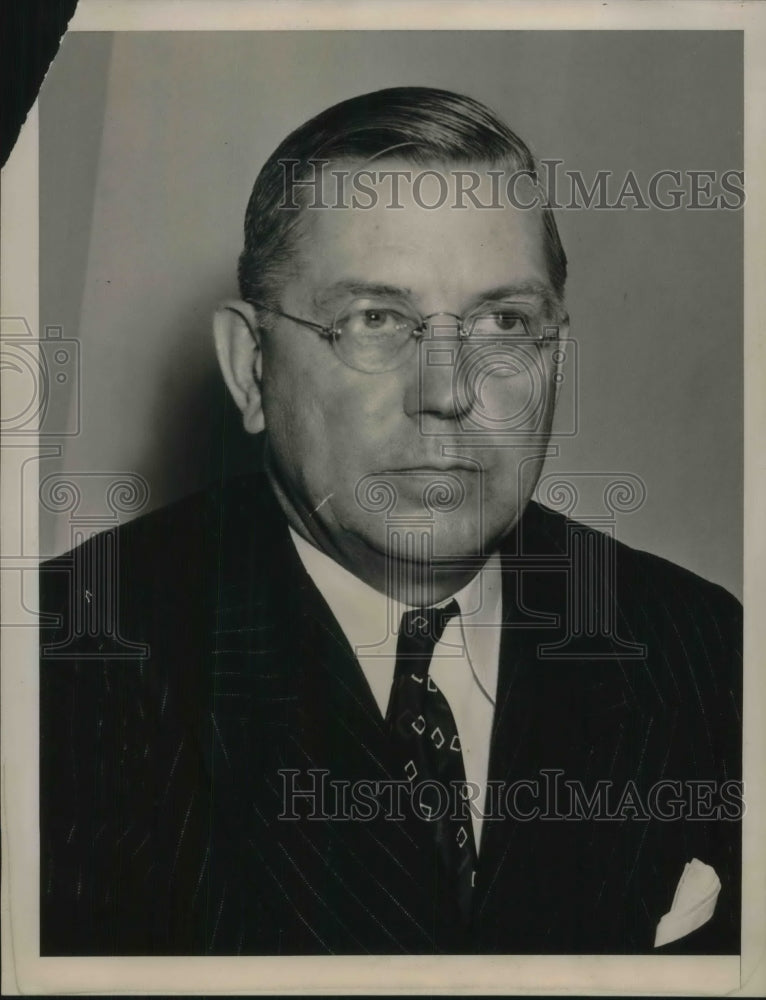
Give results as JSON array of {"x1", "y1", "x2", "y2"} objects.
[{"x1": 345, "y1": 513, "x2": 497, "y2": 566}]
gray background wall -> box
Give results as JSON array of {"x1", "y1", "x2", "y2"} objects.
[{"x1": 39, "y1": 30, "x2": 743, "y2": 597}]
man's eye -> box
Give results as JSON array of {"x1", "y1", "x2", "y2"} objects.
[
  {"x1": 471, "y1": 311, "x2": 531, "y2": 338},
  {"x1": 342, "y1": 308, "x2": 410, "y2": 337},
  {"x1": 362, "y1": 309, "x2": 393, "y2": 329},
  {"x1": 491, "y1": 312, "x2": 524, "y2": 333}
]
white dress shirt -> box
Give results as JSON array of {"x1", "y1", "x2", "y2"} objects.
[{"x1": 289, "y1": 528, "x2": 502, "y2": 848}]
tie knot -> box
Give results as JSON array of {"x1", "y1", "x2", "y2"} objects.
[{"x1": 400, "y1": 598, "x2": 460, "y2": 646}]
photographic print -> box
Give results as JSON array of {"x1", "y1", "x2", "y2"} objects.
[{"x1": 2, "y1": 2, "x2": 764, "y2": 995}]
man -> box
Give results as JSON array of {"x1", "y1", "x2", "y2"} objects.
[{"x1": 40, "y1": 87, "x2": 741, "y2": 955}]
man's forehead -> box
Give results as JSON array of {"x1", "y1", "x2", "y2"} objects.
[
  {"x1": 310, "y1": 156, "x2": 541, "y2": 210},
  {"x1": 289, "y1": 159, "x2": 551, "y2": 306}
]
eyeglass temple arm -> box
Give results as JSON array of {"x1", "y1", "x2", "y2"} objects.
[
  {"x1": 221, "y1": 302, "x2": 333, "y2": 342},
  {"x1": 221, "y1": 304, "x2": 257, "y2": 339},
  {"x1": 246, "y1": 300, "x2": 332, "y2": 337}
]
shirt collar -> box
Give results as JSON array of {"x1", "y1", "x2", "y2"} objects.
[{"x1": 288, "y1": 527, "x2": 502, "y2": 705}]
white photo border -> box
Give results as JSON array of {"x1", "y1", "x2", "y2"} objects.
[{"x1": 2, "y1": 1, "x2": 764, "y2": 995}]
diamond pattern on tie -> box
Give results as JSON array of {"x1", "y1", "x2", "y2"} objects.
[
  {"x1": 385, "y1": 598, "x2": 477, "y2": 925},
  {"x1": 431, "y1": 727, "x2": 445, "y2": 748}
]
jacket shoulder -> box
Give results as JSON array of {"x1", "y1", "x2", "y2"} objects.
[
  {"x1": 520, "y1": 500, "x2": 742, "y2": 713},
  {"x1": 525, "y1": 499, "x2": 741, "y2": 618}
]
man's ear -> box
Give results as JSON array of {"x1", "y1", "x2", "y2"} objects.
[{"x1": 213, "y1": 299, "x2": 265, "y2": 434}]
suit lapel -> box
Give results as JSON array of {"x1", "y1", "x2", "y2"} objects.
[
  {"x1": 472, "y1": 503, "x2": 636, "y2": 950},
  {"x1": 200, "y1": 476, "x2": 455, "y2": 952}
]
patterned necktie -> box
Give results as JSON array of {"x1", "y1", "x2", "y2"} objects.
[{"x1": 385, "y1": 599, "x2": 477, "y2": 924}]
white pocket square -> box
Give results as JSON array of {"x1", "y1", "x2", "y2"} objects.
[{"x1": 654, "y1": 858, "x2": 721, "y2": 948}]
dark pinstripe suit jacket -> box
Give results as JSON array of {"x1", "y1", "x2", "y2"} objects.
[{"x1": 40, "y1": 467, "x2": 742, "y2": 955}]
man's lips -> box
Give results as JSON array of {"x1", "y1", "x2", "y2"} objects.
[{"x1": 375, "y1": 462, "x2": 478, "y2": 474}]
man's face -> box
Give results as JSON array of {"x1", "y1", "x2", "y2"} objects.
[{"x1": 258, "y1": 161, "x2": 564, "y2": 593}]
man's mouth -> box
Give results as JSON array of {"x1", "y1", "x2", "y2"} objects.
[{"x1": 377, "y1": 461, "x2": 478, "y2": 475}]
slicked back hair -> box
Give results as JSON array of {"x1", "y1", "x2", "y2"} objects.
[{"x1": 238, "y1": 86, "x2": 567, "y2": 309}]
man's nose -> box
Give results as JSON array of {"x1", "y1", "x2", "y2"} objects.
[{"x1": 403, "y1": 321, "x2": 474, "y2": 422}]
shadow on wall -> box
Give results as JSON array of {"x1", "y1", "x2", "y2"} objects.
[{"x1": 141, "y1": 361, "x2": 264, "y2": 508}]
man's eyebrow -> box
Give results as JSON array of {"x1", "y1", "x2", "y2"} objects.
[
  {"x1": 313, "y1": 281, "x2": 413, "y2": 310},
  {"x1": 312, "y1": 279, "x2": 560, "y2": 313},
  {"x1": 465, "y1": 282, "x2": 557, "y2": 309}
]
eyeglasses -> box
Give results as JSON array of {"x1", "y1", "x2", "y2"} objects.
[{"x1": 229, "y1": 298, "x2": 562, "y2": 374}]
